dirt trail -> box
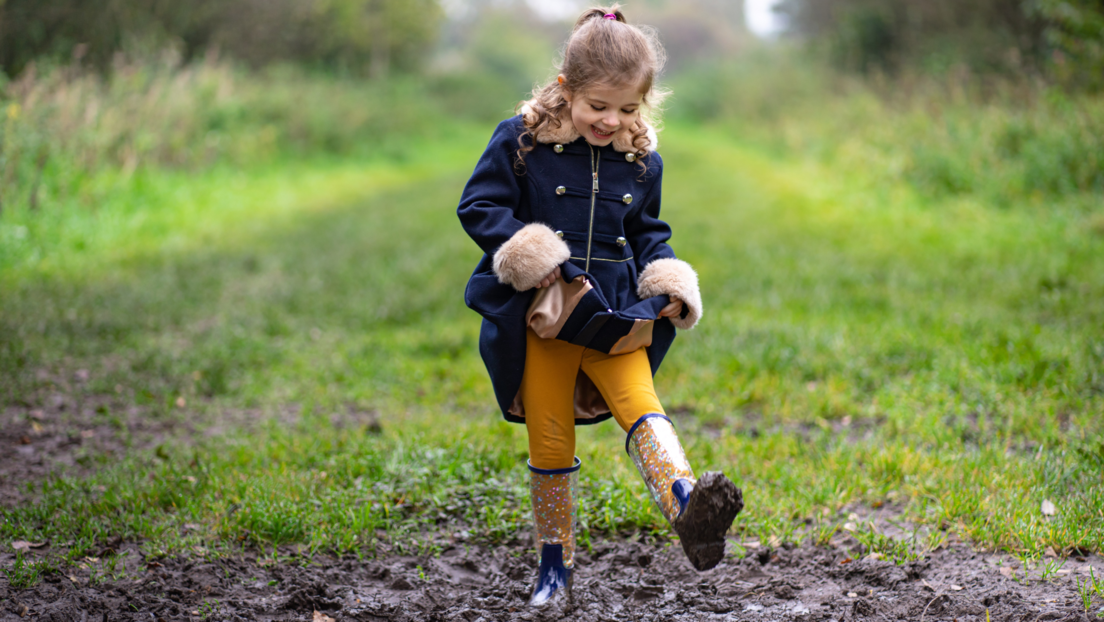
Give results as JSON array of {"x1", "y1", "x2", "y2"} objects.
[
  {"x1": 3, "y1": 535, "x2": 1101, "y2": 621},
  {"x1": 3, "y1": 390, "x2": 1101, "y2": 620}
]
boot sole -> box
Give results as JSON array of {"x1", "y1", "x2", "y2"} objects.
[{"x1": 672, "y1": 471, "x2": 744, "y2": 571}]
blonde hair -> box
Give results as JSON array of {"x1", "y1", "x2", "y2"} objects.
[{"x1": 517, "y1": 5, "x2": 667, "y2": 168}]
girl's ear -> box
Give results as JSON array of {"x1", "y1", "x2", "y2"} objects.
[{"x1": 559, "y1": 75, "x2": 571, "y2": 103}]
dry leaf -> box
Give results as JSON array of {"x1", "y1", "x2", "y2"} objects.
[
  {"x1": 766, "y1": 535, "x2": 782, "y2": 548},
  {"x1": 999, "y1": 566, "x2": 1014, "y2": 578},
  {"x1": 176, "y1": 396, "x2": 187, "y2": 408},
  {"x1": 951, "y1": 584, "x2": 964, "y2": 591},
  {"x1": 1041, "y1": 500, "x2": 1057, "y2": 516},
  {"x1": 11, "y1": 541, "x2": 46, "y2": 552},
  {"x1": 313, "y1": 612, "x2": 336, "y2": 622}
]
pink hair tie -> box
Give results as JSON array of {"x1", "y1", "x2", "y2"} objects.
[{"x1": 604, "y1": 13, "x2": 617, "y2": 20}]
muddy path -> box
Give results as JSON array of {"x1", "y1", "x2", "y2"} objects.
[
  {"x1": 3, "y1": 534, "x2": 1101, "y2": 621},
  {"x1": 3, "y1": 387, "x2": 1101, "y2": 620}
]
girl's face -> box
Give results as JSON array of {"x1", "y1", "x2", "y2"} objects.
[{"x1": 562, "y1": 80, "x2": 644, "y2": 147}]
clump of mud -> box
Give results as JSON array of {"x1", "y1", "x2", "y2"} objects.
[{"x1": 3, "y1": 536, "x2": 1100, "y2": 621}]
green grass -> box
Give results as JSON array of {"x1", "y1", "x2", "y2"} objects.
[
  {"x1": 1, "y1": 118, "x2": 1102, "y2": 584},
  {"x1": 670, "y1": 50, "x2": 1104, "y2": 208}
]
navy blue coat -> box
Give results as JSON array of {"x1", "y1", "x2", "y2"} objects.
[{"x1": 458, "y1": 114, "x2": 701, "y2": 425}]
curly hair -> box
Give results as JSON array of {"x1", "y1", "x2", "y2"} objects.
[{"x1": 516, "y1": 4, "x2": 668, "y2": 173}]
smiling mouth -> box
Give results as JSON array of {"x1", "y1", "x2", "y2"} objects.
[{"x1": 591, "y1": 125, "x2": 615, "y2": 138}]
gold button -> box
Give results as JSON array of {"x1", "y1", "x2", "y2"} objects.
[
  {"x1": 616, "y1": 237, "x2": 627, "y2": 247},
  {"x1": 556, "y1": 186, "x2": 566, "y2": 195},
  {"x1": 625, "y1": 153, "x2": 636, "y2": 162},
  {"x1": 555, "y1": 230, "x2": 564, "y2": 238},
  {"x1": 622, "y1": 194, "x2": 633, "y2": 204},
  {"x1": 554, "y1": 144, "x2": 564, "y2": 153}
]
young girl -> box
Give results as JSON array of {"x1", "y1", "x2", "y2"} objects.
[{"x1": 457, "y1": 5, "x2": 743, "y2": 607}]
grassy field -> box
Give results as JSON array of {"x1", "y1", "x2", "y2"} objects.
[{"x1": 2, "y1": 114, "x2": 1103, "y2": 586}]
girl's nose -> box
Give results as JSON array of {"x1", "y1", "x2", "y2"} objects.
[{"x1": 603, "y1": 113, "x2": 620, "y2": 129}]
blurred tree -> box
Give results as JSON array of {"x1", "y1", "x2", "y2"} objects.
[
  {"x1": 0, "y1": 0, "x2": 442, "y2": 77},
  {"x1": 776, "y1": 0, "x2": 1046, "y2": 76},
  {"x1": 631, "y1": 0, "x2": 750, "y2": 74},
  {"x1": 1028, "y1": 0, "x2": 1104, "y2": 90}
]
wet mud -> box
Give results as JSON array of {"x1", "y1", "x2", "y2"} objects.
[
  {"x1": 673, "y1": 471, "x2": 744, "y2": 572},
  {"x1": 3, "y1": 536, "x2": 1101, "y2": 621}
]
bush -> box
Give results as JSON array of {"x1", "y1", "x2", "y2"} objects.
[
  {"x1": 0, "y1": 53, "x2": 528, "y2": 217},
  {"x1": 670, "y1": 48, "x2": 1104, "y2": 207}
]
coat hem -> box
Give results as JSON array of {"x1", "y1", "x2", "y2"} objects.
[{"x1": 501, "y1": 412, "x2": 614, "y2": 426}]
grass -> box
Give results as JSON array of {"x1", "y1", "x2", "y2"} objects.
[
  {"x1": 1, "y1": 109, "x2": 1103, "y2": 585},
  {"x1": 669, "y1": 49, "x2": 1104, "y2": 208}
]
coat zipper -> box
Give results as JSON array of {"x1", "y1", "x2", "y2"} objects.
[{"x1": 586, "y1": 145, "x2": 600, "y2": 272}]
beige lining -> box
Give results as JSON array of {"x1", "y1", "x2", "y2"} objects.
[
  {"x1": 607, "y1": 319, "x2": 654, "y2": 356},
  {"x1": 525, "y1": 275, "x2": 593, "y2": 339}
]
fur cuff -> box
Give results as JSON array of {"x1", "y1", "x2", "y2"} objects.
[
  {"x1": 637, "y1": 258, "x2": 703, "y2": 330},
  {"x1": 493, "y1": 224, "x2": 571, "y2": 291}
]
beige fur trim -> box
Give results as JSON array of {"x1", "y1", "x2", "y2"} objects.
[
  {"x1": 520, "y1": 100, "x2": 657, "y2": 154},
  {"x1": 637, "y1": 258, "x2": 702, "y2": 330},
  {"x1": 493, "y1": 224, "x2": 572, "y2": 291}
]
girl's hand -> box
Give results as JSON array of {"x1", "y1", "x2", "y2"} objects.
[
  {"x1": 534, "y1": 266, "x2": 562, "y2": 289},
  {"x1": 659, "y1": 296, "x2": 684, "y2": 319}
]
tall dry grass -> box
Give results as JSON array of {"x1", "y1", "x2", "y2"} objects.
[{"x1": 0, "y1": 53, "x2": 494, "y2": 216}]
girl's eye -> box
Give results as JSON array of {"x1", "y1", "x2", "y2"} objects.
[
  {"x1": 591, "y1": 105, "x2": 606, "y2": 111},
  {"x1": 622, "y1": 109, "x2": 638, "y2": 114}
]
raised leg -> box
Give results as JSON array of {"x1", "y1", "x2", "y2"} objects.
[{"x1": 626, "y1": 414, "x2": 744, "y2": 571}]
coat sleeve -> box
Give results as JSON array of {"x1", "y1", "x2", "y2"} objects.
[
  {"x1": 626, "y1": 153, "x2": 704, "y2": 330},
  {"x1": 457, "y1": 118, "x2": 570, "y2": 292}
]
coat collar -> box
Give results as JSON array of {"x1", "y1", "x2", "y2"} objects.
[{"x1": 520, "y1": 100, "x2": 659, "y2": 154}]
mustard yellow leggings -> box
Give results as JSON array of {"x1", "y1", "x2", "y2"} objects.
[{"x1": 521, "y1": 328, "x2": 665, "y2": 470}]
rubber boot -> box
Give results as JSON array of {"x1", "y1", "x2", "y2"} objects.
[
  {"x1": 626, "y1": 414, "x2": 744, "y2": 571},
  {"x1": 527, "y1": 457, "x2": 580, "y2": 607}
]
